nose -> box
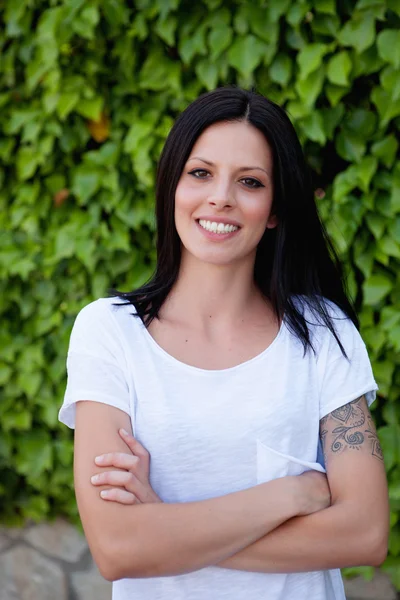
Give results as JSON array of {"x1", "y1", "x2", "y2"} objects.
[{"x1": 207, "y1": 181, "x2": 235, "y2": 210}]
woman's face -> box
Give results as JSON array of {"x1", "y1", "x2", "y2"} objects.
[{"x1": 174, "y1": 120, "x2": 277, "y2": 268}]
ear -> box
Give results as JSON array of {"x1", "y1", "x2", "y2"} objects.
[{"x1": 266, "y1": 214, "x2": 278, "y2": 229}]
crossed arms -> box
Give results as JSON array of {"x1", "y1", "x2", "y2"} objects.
[{"x1": 73, "y1": 396, "x2": 389, "y2": 581}]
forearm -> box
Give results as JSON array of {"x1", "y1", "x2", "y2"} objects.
[
  {"x1": 218, "y1": 502, "x2": 380, "y2": 573},
  {"x1": 95, "y1": 478, "x2": 298, "y2": 580}
]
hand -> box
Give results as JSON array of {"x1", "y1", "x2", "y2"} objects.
[
  {"x1": 91, "y1": 429, "x2": 162, "y2": 505},
  {"x1": 296, "y1": 470, "x2": 331, "y2": 516}
]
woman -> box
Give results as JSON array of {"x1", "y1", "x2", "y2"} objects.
[{"x1": 59, "y1": 87, "x2": 389, "y2": 600}]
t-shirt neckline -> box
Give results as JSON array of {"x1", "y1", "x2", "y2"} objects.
[{"x1": 138, "y1": 314, "x2": 287, "y2": 375}]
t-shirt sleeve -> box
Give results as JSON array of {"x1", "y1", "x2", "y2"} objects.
[
  {"x1": 58, "y1": 299, "x2": 132, "y2": 430},
  {"x1": 317, "y1": 306, "x2": 378, "y2": 420}
]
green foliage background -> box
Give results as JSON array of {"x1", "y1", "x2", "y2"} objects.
[{"x1": 1, "y1": 0, "x2": 400, "y2": 585}]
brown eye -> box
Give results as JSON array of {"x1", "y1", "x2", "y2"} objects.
[
  {"x1": 241, "y1": 178, "x2": 264, "y2": 189},
  {"x1": 188, "y1": 169, "x2": 209, "y2": 178}
]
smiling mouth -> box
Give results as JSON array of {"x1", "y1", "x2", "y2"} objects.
[{"x1": 197, "y1": 219, "x2": 240, "y2": 234}]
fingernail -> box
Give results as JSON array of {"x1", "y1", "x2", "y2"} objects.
[
  {"x1": 95, "y1": 456, "x2": 104, "y2": 464},
  {"x1": 91, "y1": 475, "x2": 99, "y2": 483},
  {"x1": 120, "y1": 428, "x2": 129, "y2": 436},
  {"x1": 100, "y1": 490, "x2": 109, "y2": 498}
]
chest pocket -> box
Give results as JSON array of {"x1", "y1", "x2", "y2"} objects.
[{"x1": 256, "y1": 439, "x2": 325, "y2": 483}]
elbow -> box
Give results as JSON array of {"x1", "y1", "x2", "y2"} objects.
[
  {"x1": 89, "y1": 539, "x2": 136, "y2": 582},
  {"x1": 93, "y1": 547, "x2": 124, "y2": 582},
  {"x1": 93, "y1": 540, "x2": 160, "y2": 581},
  {"x1": 369, "y1": 536, "x2": 388, "y2": 568},
  {"x1": 98, "y1": 564, "x2": 118, "y2": 583},
  {"x1": 364, "y1": 527, "x2": 389, "y2": 568}
]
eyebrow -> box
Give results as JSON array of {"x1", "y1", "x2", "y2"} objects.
[{"x1": 187, "y1": 156, "x2": 270, "y2": 176}]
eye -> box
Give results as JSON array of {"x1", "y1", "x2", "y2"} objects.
[
  {"x1": 241, "y1": 177, "x2": 264, "y2": 189},
  {"x1": 188, "y1": 169, "x2": 210, "y2": 179}
]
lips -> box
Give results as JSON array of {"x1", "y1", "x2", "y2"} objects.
[{"x1": 195, "y1": 219, "x2": 240, "y2": 240}]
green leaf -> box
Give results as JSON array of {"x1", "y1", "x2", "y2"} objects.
[
  {"x1": 57, "y1": 92, "x2": 79, "y2": 120},
  {"x1": 320, "y1": 104, "x2": 344, "y2": 139},
  {"x1": 389, "y1": 216, "x2": 400, "y2": 243},
  {"x1": 53, "y1": 223, "x2": 76, "y2": 260},
  {"x1": 266, "y1": 0, "x2": 291, "y2": 22},
  {"x1": 381, "y1": 66, "x2": 400, "y2": 102},
  {"x1": 124, "y1": 119, "x2": 156, "y2": 154},
  {"x1": 0, "y1": 364, "x2": 12, "y2": 386},
  {"x1": 366, "y1": 213, "x2": 386, "y2": 238},
  {"x1": 311, "y1": 14, "x2": 340, "y2": 37},
  {"x1": 154, "y1": 15, "x2": 177, "y2": 46},
  {"x1": 179, "y1": 25, "x2": 207, "y2": 64},
  {"x1": 338, "y1": 14, "x2": 375, "y2": 53},
  {"x1": 377, "y1": 30, "x2": 400, "y2": 69},
  {"x1": 140, "y1": 51, "x2": 181, "y2": 91},
  {"x1": 16, "y1": 147, "x2": 39, "y2": 181},
  {"x1": 287, "y1": 3, "x2": 311, "y2": 26},
  {"x1": 227, "y1": 35, "x2": 266, "y2": 75},
  {"x1": 371, "y1": 87, "x2": 400, "y2": 126},
  {"x1": 299, "y1": 112, "x2": 326, "y2": 144},
  {"x1": 72, "y1": 167, "x2": 101, "y2": 204},
  {"x1": 379, "y1": 425, "x2": 400, "y2": 470},
  {"x1": 378, "y1": 236, "x2": 400, "y2": 260},
  {"x1": 355, "y1": 0, "x2": 386, "y2": 18},
  {"x1": 269, "y1": 54, "x2": 292, "y2": 86},
  {"x1": 363, "y1": 273, "x2": 393, "y2": 305},
  {"x1": 354, "y1": 236, "x2": 375, "y2": 278},
  {"x1": 353, "y1": 45, "x2": 385, "y2": 77},
  {"x1": 208, "y1": 25, "x2": 233, "y2": 60},
  {"x1": 72, "y1": 5, "x2": 100, "y2": 40},
  {"x1": 315, "y1": 0, "x2": 336, "y2": 14},
  {"x1": 388, "y1": 324, "x2": 400, "y2": 351},
  {"x1": 325, "y1": 84, "x2": 348, "y2": 106},
  {"x1": 336, "y1": 130, "x2": 365, "y2": 163},
  {"x1": 372, "y1": 135, "x2": 399, "y2": 168},
  {"x1": 14, "y1": 430, "x2": 52, "y2": 479},
  {"x1": 297, "y1": 43, "x2": 328, "y2": 80},
  {"x1": 75, "y1": 97, "x2": 104, "y2": 120},
  {"x1": 326, "y1": 51, "x2": 352, "y2": 86},
  {"x1": 346, "y1": 108, "x2": 377, "y2": 137},
  {"x1": 355, "y1": 156, "x2": 378, "y2": 191},
  {"x1": 295, "y1": 65, "x2": 325, "y2": 108},
  {"x1": 195, "y1": 60, "x2": 219, "y2": 91},
  {"x1": 16, "y1": 371, "x2": 42, "y2": 399}
]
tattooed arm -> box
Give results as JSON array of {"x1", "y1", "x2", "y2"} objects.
[
  {"x1": 217, "y1": 395, "x2": 389, "y2": 573},
  {"x1": 319, "y1": 396, "x2": 383, "y2": 463}
]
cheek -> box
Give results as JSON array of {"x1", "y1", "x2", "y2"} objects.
[
  {"x1": 175, "y1": 179, "x2": 201, "y2": 213},
  {"x1": 244, "y1": 196, "x2": 273, "y2": 227}
]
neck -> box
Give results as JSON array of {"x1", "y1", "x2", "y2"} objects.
[{"x1": 161, "y1": 251, "x2": 270, "y2": 329}]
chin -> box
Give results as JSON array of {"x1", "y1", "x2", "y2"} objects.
[{"x1": 182, "y1": 246, "x2": 246, "y2": 267}]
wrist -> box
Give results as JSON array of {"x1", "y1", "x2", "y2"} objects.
[{"x1": 261, "y1": 477, "x2": 301, "y2": 522}]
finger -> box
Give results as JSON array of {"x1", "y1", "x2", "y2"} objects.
[
  {"x1": 100, "y1": 488, "x2": 139, "y2": 505},
  {"x1": 91, "y1": 471, "x2": 138, "y2": 488},
  {"x1": 119, "y1": 429, "x2": 150, "y2": 461},
  {"x1": 95, "y1": 452, "x2": 139, "y2": 470}
]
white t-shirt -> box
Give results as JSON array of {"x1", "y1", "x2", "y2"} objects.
[{"x1": 59, "y1": 296, "x2": 378, "y2": 600}]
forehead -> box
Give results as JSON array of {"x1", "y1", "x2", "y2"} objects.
[{"x1": 189, "y1": 121, "x2": 273, "y2": 168}]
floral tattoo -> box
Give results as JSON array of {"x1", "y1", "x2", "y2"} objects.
[{"x1": 320, "y1": 396, "x2": 384, "y2": 463}]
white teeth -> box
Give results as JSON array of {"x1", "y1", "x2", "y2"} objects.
[{"x1": 198, "y1": 219, "x2": 239, "y2": 234}]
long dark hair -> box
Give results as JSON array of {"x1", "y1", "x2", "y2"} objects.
[{"x1": 109, "y1": 86, "x2": 358, "y2": 355}]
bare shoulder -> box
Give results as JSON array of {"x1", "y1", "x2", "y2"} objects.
[{"x1": 320, "y1": 396, "x2": 384, "y2": 465}]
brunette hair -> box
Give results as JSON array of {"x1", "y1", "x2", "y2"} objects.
[{"x1": 109, "y1": 86, "x2": 357, "y2": 354}]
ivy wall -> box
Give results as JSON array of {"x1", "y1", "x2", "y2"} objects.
[{"x1": 1, "y1": 0, "x2": 400, "y2": 585}]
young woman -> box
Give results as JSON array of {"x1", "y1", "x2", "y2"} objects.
[{"x1": 59, "y1": 87, "x2": 389, "y2": 600}]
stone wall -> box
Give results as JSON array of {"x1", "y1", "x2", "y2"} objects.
[{"x1": 0, "y1": 520, "x2": 397, "y2": 600}]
